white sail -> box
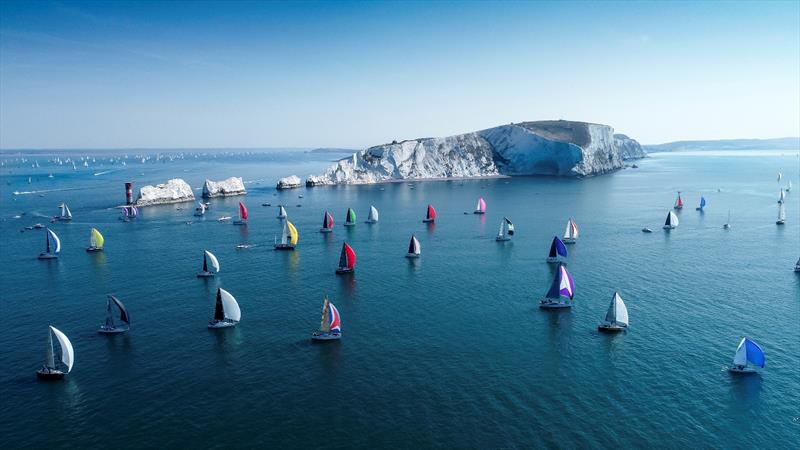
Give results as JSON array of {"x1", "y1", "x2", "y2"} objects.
[
  {"x1": 411, "y1": 236, "x2": 421, "y2": 255},
  {"x1": 279, "y1": 220, "x2": 289, "y2": 245},
  {"x1": 614, "y1": 293, "x2": 628, "y2": 326},
  {"x1": 278, "y1": 205, "x2": 287, "y2": 218},
  {"x1": 778, "y1": 203, "x2": 786, "y2": 221},
  {"x1": 733, "y1": 338, "x2": 748, "y2": 367},
  {"x1": 50, "y1": 326, "x2": 74, "y2": 373},
  {"x1": 64, "y1": 204, "x2": 72, "y2": 218},
  {"x1": 563, "y1": 221, "x2": 571, "y2": 239},
  {"x1": 498, "y1": 219, "x2": 505, "y2": 238},
  {"x1": 368, "y1": 205, "x2": 379, "y2": 222},
  {"x1": 219, "y1": 288, "x2": 241, "y2": 322},
  {"x1": 205, "y1": 250, "x2": 220, "y2": 273},
  {"x1": 669, "y1": 211, "x2": 679, "y2": 227},
  {"x1": 779, "y1": 189, "x2": 785, "y2": 203}
]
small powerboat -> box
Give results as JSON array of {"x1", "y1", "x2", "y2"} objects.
[{"x1": 641, "y1": 227, "x2": 652, "y2": 233}]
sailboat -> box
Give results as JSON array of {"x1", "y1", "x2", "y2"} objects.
[
  {"x1": 729, "y1": 337, "x2": 765, "y2": 373},
  {"x1": 194, "y1": 202, "x2": 207, "y2": 216},
  {"x1": 474, "y1": 197, "x2": 486, "y2": 214},
  {"x1": 39, "y1": 228, "x2": 61, "y2": 259},
  {"x1": 86, "y1": 227, "x2": 104, "y2": 252},
  {"x1": 336, "y1": 242, "x2": 356, "y2": 274},
  {"x1": 539, "y1": 263, "x2": 575, "y2": 309},
  {"x1": 233, "y1": 201, "x2": 248, "y2": 225},
  {"x1": 777, "y1": 171, "x2": 783, "y2": 182},
  {"x1": 778, "y1": 189, "x2": 785, "y2": 204},
  {"x1": 98, "y1": 295, "x2": 131, "y2": 334},
  {"x1": 57, "y1": 203, "x2": 72, "y2": 221},
  {"x1": 546, "y1": 236, "x2": 568, "y2": 263},
  {"x1": 794, "y1": 257, "x2": 800, "y2": 272},
  {"x1": 663, "y1": 210, "x2": 679, "y2": 229},
  {"x1": 787, "y1": 180, "x2": 792, "y2": 192},
  {"x1": 723, "y1": 210, "x2": 731, "y2": 229},
  {"x1": 696, "y1": 195, "x2": 706, "y2": 211},
  {"x1": 208, "y1": 288, "x2": 241, "y2": 328},
  {"x1": 277, "y1": 205, "x2": 287, "y2": 219},
  {"x1": 197, "y1": 250, "x2": 220, "y2": 277},
  {"x1": 598, "y1": 292, "x2": 629, "y2": 332},
  {"x1": 365, "y1": 205, "x2": 379, "y2": 224},
  {"x1": 312, "y1": 297, "x2": 341, "y2": 341},
  {"x1": 120, "y1": 205, "x2": 139, "y2": 222},
  {"x1": 496, "y1": 217, "x2": 514, "y2": 241},
  {"x1": 674, "y1": 192, "x2": 683, "y2": 210},
  {"x1": 320, "y1": 211, "x2": 334, "y2": 233},
  {"x1": 274, "y1": 220, "x2": 298, "y2": 250},
  {"x1": 562, "y1": 218, "x2": 579, "y2": 244},
  {"x1": 344, "y1": 208, "x2": 357, "y2": 226},
  {"x1": 406, "y1": 235, "x2": 421, "y2": 258},
  {"x1": 422, "y1": 204, "x2": 437, "y2": 223},
  {"x1": 36, "y1": 326, "x2": 74, "y2": 380},
  {"x1": 777, "y1": 202, "x2": 786, "y2": 225}
]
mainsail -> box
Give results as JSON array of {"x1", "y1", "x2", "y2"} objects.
[
  {"x1": 563, "y1": 218, "x2": 579, "y2": 240},
  {"x1": 322, "y1": 211, "x2": 334, "y2": 229},
  {"x1": 675, "y1": 192, "x2": 683, "y2": 208},
  {"x1": 215, "y1": 288, "x2": 241, "y2": 322},
  {"x1": 345, "y1": 208, "x2": 356, "y2": 224},
  {"x1": 604, "y1": 292, "x2": 629, "y2": 327},
  {"x1": 545, "y1": 264, "x2": 575, "y2": 300}
]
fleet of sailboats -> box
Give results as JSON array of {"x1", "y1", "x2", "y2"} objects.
[
  {"x1": 38, "y1": 228, "x2": 61, "y2": 259},
  {"x1": 320, "y1": 211, "x2": 334, "y2": 232},
  {"x1": 474, "y1": 197, "x2": 486, "y2": 214},
  {"x1": 37, "y1": 326, "x2": 74, "y2": 380},
  {"x1": 233, "y1": 201, "x2": 248, "y2": 225},
  {"x1": 365, "y1": 205, "x2": 379, "y2": 223},
  {"x1": 208, "y1": 288, "x2": 241, "y2": 328},
  {"x1": 336, "y1": 242, "x2": 356, "y2": 274},
  {"x1": 120, "y1": 205, "x2": 139, "y2": 221},
  {"x1": 663, "y1": 210, "x2": 679, "y2": 229},
  {"x1": 729, "y1": 337, "x2": 765, "y2": 373},
  {"x1": 496, "y1": 217, "x2": 514, "y2": 241},
  {"x1": 274, "y1": 220, "x2": 299, "y2": 250},
  {"x1": 562, "y1": 218, "x2": 579, "y2": 244},
  {"x1": 598, "y1": 292, "x2": 628, "y2": 332},
  {"x1": 423, "y1": 204, "x2": 436, "y2": 223},
  {"x1": 86, "y1": 228, "x2": 104, "y2": 252},
  {"x1": 197, "y1": 250, "x2": 220, "y2": 277},
  {"x1": 344, "y1": 207, "x2": 357, "y2": 226},
  {"x1": 406, "y1": 235, "x2": 421, "y2": 258},
  {"x1": 539, "y1": 263, "x2": 575, "y2": 309},
  {"x1": 98, "y1": 295, "x2": 131, "y2": 334},
  {"x1": 546, "y1": 236, "x2": 568, "y2": 263},
  {"x1": 311, "y1": 297, "x2": 341, "y2": 341}
]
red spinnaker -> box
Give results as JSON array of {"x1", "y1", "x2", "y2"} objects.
[{"x1": 239, "y1": 202, "x2": 248, "y2": 220}]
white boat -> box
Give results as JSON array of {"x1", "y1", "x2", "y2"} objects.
[
  {"x1": 729, "y1": 337, "x2": 765, "y2": 373},
  {"x1": 208, "y1": 288, "x2": 241, "y2": 328},
  {"x1": 98, "y1": 295, "x2": 131, "y2": 334},
  {"x1": 197, "y1": 250, "x2": 220, "y2": 277},
  {"x1": 274, "y1": 219, "x2": 298, "y2": 250},
  {"x1": 311, "y1": 297, "x2": 341, "y2": 341},
  {"x1": 539, "y1": 263, "x2": 575, "y2": 309},
  {"x1": 474, "y1": 197, "x2": 486, "y2": 214},
  {"x1": 365, "y1": 205, "x2": 379, "y2": 224},
  {"x1": 86, "y1": 227, "x2": 104, "y2": 252},
  {"x1": 277, "y1": 205, "x2": 287, "y2": 219},
  {"x1": 598, "y1": 292, "x2": 628, "y2": 332},
  {"x1": 663, "y1": 210, "x2": 679, "y2": 229},
  {"x1": 723, "y1": 210, "x2": 731, "y2": 229},
  {"x1": 194, "y1": 202, "x2": 207, "y2": 217},
  {"x1": 38, "y1": 228, "x2": 61, "y2": 259},
  {"x1": 776, "y1": 202, "x2": 786, "y2": 225},
  {"x1": 233, "y1": 202, "x2": 248, "y2": 225},
  {"x1": 36, "y1": 326, "x2": 74, "y2": 380},
  {"x1": 217, "y1": 216, "x2": 232, "y2": 222},
  {"x1": 562, "y1": 218, "x2": 579, "y2": 244},
  {"x1": 496, "y1": 217, "x2": 514, "y2": 241},
  {"x1": 406, "y1": 235, "x2": 421, "y2": 258},
  {"x1": 642, "y1": 227, "x2": 652, "y2": 233},
  {"x1": 787, "y1": 180, "x2": 792, "y2": 192},
  {"x1": 57, "y1": 203, "x2": 72, "y2": 221}
]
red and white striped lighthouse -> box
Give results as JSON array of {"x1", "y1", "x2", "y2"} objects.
[{"x1": 125, "y1": 182, "x2": 133, "y2": 205}]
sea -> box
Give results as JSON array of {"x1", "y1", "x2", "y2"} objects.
[{"x1": 0, "y1": 148, "x2": 798, "y2": 449}]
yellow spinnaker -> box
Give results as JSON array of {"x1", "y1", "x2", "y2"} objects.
[
  {"x1": 90, "y1": 227, "x2": 104, "y2": 248},
  {"x1": 287, "y1": 221, "x2": 298, "y2": 246}
]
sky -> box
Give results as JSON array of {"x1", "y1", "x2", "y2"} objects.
[{"x1": 0, "y1": 0, "x2": 798, "y2": 149}]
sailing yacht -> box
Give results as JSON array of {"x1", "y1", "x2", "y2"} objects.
[
  {"x1": 98, "y1": 295, "x2": 131, "y2": 334},
  {"x1": 663, "y1": 210, "x2": 679, "y2": 229},
  {"x1": 539, "y1": 263, "x2": 575, "y2": 309},
  {"x1": 336, "y1": 242, "x2": 356, "y2": 274},
  {"x1": 208, "y1": 288, "x2": 241, "y2": 328},
  {"x1": 776, "y1": 202, "x2": 786, "y2": 225},
  {"x1": 474, "y1": 197, "x2": 486, "y2": 214},
  {"x1": 320, "y1": 211, "x2": 334, "y2": 233},
  {"x1": 36, "y1": 326, "x2": 74, "y2": 380},
  {"x1": 38, "y1": 228, "x2": 61, "y2": 259},
  {"x1": 496, "y1": 217, "x2": 514, "y2": 241},
  {"x1": 423, "y1": 204, "x2": 437, "y2": 223},
  {"x1": 674, "y1": 192, "x2": 683, "y2": 210},
  {"x1": 406, "y1": 235, "x2": 421, "y2": 258},
  {"x1": 778, "y1": 189, "x2": 785, "y2": 204},
  {"x1": 598, "y1": 292, "x2": 629, "y2": 332},
  {"x1": 696, "y1": 195, "x2": 706, "y2": 211},
  {"x1": 194, "y1": 202, "x2": 207, "y2": 216},
  {"x1": 277, "y1": 205, "x2": 287, "y2": 219},
  {"x1": 311, "y1": 297, "x2": 342, "y2": 341},
  {"x1": 794, "y1": 257, "x2": 800, "y2": 272},
  {"x1": 344, "y1": 208, "x2": 357, "y2": 226},
  {"x1": 86, "y1": 227, "x2": 104, "y2": 252},
  {"x1": 562, "y1": 218, "x2": 579, "y2": 244},
  {"x1": 233, "y1": 202, "x2": 248, "y2": 225},
  {"x1": 723, "y1": 210, "x2": 731, "y2": 229},
  {"x1": 197, "y1": 250, "x2": 220, "y2": 277},
  {"x1": 729, "y1": 337, "x2": 765, "y2": 373},
  {"x1": 546, "y1": 236, "x2": 568, "y2": 263},
  {"x1": 120, "y1": 205, "x2": 139, "y2": 222},
  {"x1": 365, "y1": 205, "x2": 379, "y2": 224},
  {"x1": 57, "y1": 203, "x2": 72, "y2": 221},
  {"x1": 274, "y1": 220, "x2": 298, "y2": 250},
  {"x1": 787, "y1": 180, "x2": 793, "y2": 192}
]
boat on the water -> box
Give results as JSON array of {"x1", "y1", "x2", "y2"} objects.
[
  {"x1": 36, "y1": 326, "x2": 74, "y2": 380},
  {"x1": 729, "y1": 337, "x2": 765, "y2": 373},
  {"x1": 336, "y1": 242, "x2": 356, "y2": 274},
  {"x1": 539, "y1": 263, "x2": 575, "y2": 309},
  {"x1": 696, "y1": 195, "x2": 706, "y2": 211},
  {"x1": 38, "y1": 228, "x2": 61, "y2": 259},
  {"x1": 365, "y1": 205, "x2": 379, "y2": 224},
  {"x1": 723, "y1": 210, "x2": 732, "y2": 229},
  {"x1": 86, "y1": 227, "x2": 104, "y2": 252},
  {"x1": 217, "y1": 216, "x2": 231, "y2": 222},
  {"x1": 277, "y1": 205, "x2": 287, "y2": 219},
  {"x1": 344, "y1": 208, "x2": 357, "y2": 227},
  {"x1": 208, "y1": 288, "x2": 241, "y2": 328},
  {"x1": 197, "y1": 250, "x2": 220, "y2": 277},
  {"x1": 274, "y1": 220, "x2": 298, "y2": 250},
  {"x1": 663, "y1": 210, "x2": 679, "y2": 230},
  {"x1": 311, "y1": 297, "x2": 341, "y2": 341},
  {"x1": 233, "y1": 201, "x2": 248, "y2": 225},
  {"x1": 406, "y1": 235, "x2": 421, "y2": 258},
  {"x1": 642, "y1": 227, "x2": 652, "y2": 233},
  {"x1": 563, "y1": 218, "x2": 579, "y2": 244},
  {"x1": 120, "y1": 205, "x2": 139, "y2": 222},
  {"x1": 787, "y1": 180, "x2": 793, "y2": 192},
  {"x1": 320, "y1": 211, "x2": 334, "y2": 233},
  {"x1": 777, "y1": 201, "x2": 786, "y2": 225},
  {"x1": 674, "y1": 192, "x2": 683, "y2": 210},
  {"x1": 98, "y1": 295, "x2": 131, "y2": 334},
  {"x1": 496, "y1": 217, "x2": 514, "y2": 241},
  {"x1": 474, "y1": 197, "x2": 486, "y2": 214},
  {"x1": 422, "y1": 204, "x2": 436, "y2": 223},
  {"x1": 194, "y1": 202, "x2": 207, "y2": 217},
  {"x1": 546, "y1": 236, "x2": 568, "y2": 263},
  {"x1": 598, "y1": 292, "x2": 628, "y2": 332},
  {"x1": 778, "y1": 189, "x2": 785, "y2": 204},
  {"x1": 57, "y1": 203, "x2": 72, "y2": 221}
]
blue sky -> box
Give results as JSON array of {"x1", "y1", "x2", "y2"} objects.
[{"x1": 1, "y1": 0, "x2": 798, "y2": 149}]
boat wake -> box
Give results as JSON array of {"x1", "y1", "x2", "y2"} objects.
[
  {"x1": 93, "y1": 170, "x2": 116, "y2": 176},
  {"x1": 13, "y1": 187, "x2": 80, "y2": 196}
]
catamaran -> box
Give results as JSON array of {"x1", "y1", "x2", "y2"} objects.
[
  {"x1": 39, "y1": 228, "x2": 61, "y2": 259},
  {"x1": 423, "y1": 204, "x2": 437, "y2": 223},
  {"x1": 344, "y1": 208, "x2": 357, "y2": 226},
  {"x1": 197, "y1": 250, "x2": 220, "y2": 277},
  {"x1": 474, "y1": 197, "x2": 486, "y2": 214},
  {"x1": 723, "y1": 210, "x2": 731, "y2": 229},
  {"x1": 277, "y1": 205, "x2": 287, "y2": 219},
  {"x1": 365, "y1": 205, "x2": 379, "y2": 223},
  {"x1": 57, "y1": 203, "x2": 72, "y2": 221},
  {"x1": 777, "y1": 201, "x2": 786, "y2": 225},
  {"x1": 546, "y1": 236, "x2": 568, "y2": 263},
  {"x1": 539, "y1": 263, "x2": 575, "y2": 309},
  {"x1": 233, "y1": 201, "x2": 248, "y2": 225},
  {"x1": 98, "y1": 295, "x2": 131, "y2": 334},
  {"x1": 598, "y1": 292, "x2": 629, "y2": 332},
  {"x1": 208, "y1": 288, "x2": 241, "y2": 328},
  {"x1": 674, "y1": 192, "x2": 683, "y2": 210},
  {"x1": 729, "y1": 337, "x2": 765, "y2": 373},
  {"x1": 663, "y1": 210, "x2": 679, "y2": 229},
  {"x1": 563, "y1": 218, "x2": 579, "y2": 244},
  {"x1": 86, "y1": 227, "x2": 104, "y2": 252},
  {"x1": 312, "y1": 297, "x2": 341, "y2": 341},
  {"x1": 336, "y1": 242, "x2": 356, "y2": 274},
  {"x1": 320, "y1": 211, "x2": 334, "y2": 233},
  {"x1": 696, "y1": 195, "x2": 706, "y2": 211},
  {"x1": 36, "y1": 326, "x2": 74, "y2": 380},
  {"x1": 194, "y1": 202, "x2": 207, "y2": 216},
  {"x1": 274, "y1": 220, "x2": 298, "y2": 250},
  {"x1": 406, "y1": 235, "x2": 421, "y2": 258},
  {"x1": 778, "y1": 189, "x2": 785, "y2": 204},
  {"x1": 496, "y1": 217, "x2": 514, "y2": 241}
]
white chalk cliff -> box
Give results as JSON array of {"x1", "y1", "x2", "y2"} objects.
[
  {"x1": 202, "y1": 177, "x2": 246, "y2": 198},
  {"x1": 276, "y1": 175, "x2": 302, "y2": 190},
  {"x1": 305, "y1": 120, "x2": 645, "y2": 186},
  {"x1": 136, "y1": 178, "x2": 195, "y2": 206}
]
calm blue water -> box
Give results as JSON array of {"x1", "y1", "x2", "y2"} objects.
[{"x1": 1, "y1": 149, "x2": 798, "y2": 448}]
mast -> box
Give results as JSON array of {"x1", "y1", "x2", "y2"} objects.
[
  {"x1": 203, "y1": 252, "x2": 208, "y2": 272},
  {"x1": 45, "y1": 230, "x2": 51, "y2": 253},
  {"x1": 214, "y1": 289, "x2": 225, "y2": 321},
  {"x1": 45, "y1": 327, "x2": 55, "y2": 369},
  {"x1": 320, "y1": 298, "x2": 330, "y2": 332},
  {"x1": 105, "y1": 297, "x2": 115, "y2": 328}
]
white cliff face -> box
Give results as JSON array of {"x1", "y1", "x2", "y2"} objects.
[
  {"x1": 305, "y1": 120, "x2": 645, "y2": 185},
  {"x1": 202, "y1": 177, "x2": 246, "y2": 198},
  {"x1": 136, "y1": 178, "x2": 195, "y2": 206},
  {"x1": 276, "y1": 175, "x2": 302, "y2": 190}
]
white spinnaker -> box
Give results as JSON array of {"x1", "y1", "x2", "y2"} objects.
[
  {"x1": 219, "y1": 288, "x2": 241, "y2": 322},
  {"x1": 205, "y1": 250, "x2": 220, "y2": 272},
  {"x1": 50, "y1": 326, "x2": 74, "y2": 373},
  {"x1": 369, "y1": 206, "x2": 379, "y2": 221}
]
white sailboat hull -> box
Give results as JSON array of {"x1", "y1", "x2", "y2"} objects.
[
  {"x1": 98, "y1": 326, "x2": 128, "y2": 334},
  {"x1": 663, "y1": 225, "x2": 676, "y2": 230},
  {"x1": 197, "y1": 271, "x2": 215, "y2": 278},
  {"x1": 776, "y1": 220, "x2": 785, "y2": 225},
  {"x1": 336, "y1": 267, "x2": 354, "y2": 274},
  {"x1": 728, "y1": 366, "x2": 757, "y2": 373},
  {"x1": 539, "y1": 299, "x2": 572, "y2": 309},
  {"x1": 208, "y1": 320, "x2": 237, "y2": 329},
  {"x1": 38, "y1": 253, "x2": 58, "y2": 259},
  {"x1": 546, "y1": 257, "x2": 562, "y2": 263},
  {"x1": 598, "y1": 323, "x2": 626, "y2": 332},
  {"x1": 312, "y1": 331, "x2": 341, "y2": 341},
  {"x1": 344, "y1": 222, "x2": 356, "y2": 227}
]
